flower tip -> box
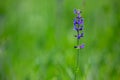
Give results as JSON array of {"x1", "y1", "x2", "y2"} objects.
[{"x1": 74, "y1": 9, "x2": 77, "y2": 14}]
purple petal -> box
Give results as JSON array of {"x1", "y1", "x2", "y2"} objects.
[
  {"x1": 80, "y1": 44, "x2": 84, "y2": 49},
  {"x1": 77, "y1": 34, "x2": 81, "y2": 39},
  {"x1": 73, "y1": 19, "x2": 78, "y2": 31},
  {"x1": 78, "y1": 18, "x2": 84, "y2": 25},
  {"x1": 77, "y1": 15, "x2": 81, "y2": 19},
  {"x1": 74, "y1": 9, "x2": 77, "y2": 14},
  {"x1": 74, "y1": 19, "x2": 77, "y2": 25},
  {"x1": 77, "y1": 19, "x2": 81, "y2": 25},
  {"x1": 73, "y1": 25, "x2": 77, "y2": 30},
  {"x1": 80, "y1": 18, "x2": 84, "y2": 24}
]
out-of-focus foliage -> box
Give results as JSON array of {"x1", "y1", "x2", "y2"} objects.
[{"x1": 0, "y1": 0, "x2": 120, "y2": 80}]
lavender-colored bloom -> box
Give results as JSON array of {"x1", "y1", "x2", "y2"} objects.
[
  {"x1": 74, "y1": 44, "x2": 84, "y2": 49},
  {"x1": 74, "y1": 9, "x2": 80, "y2": 14},
  {"x1": 74, "y1": 27, "x2": 83, "y2": 31},
  {"x1": 74, "y1": 19, "x2": 77, "y2": 25},
  {"x1": 73, "y1": 25, "x2": 78, "y2": 31},
  {"x1": 74, "y1": 34, "x2": 81, "y2": 39},
  {"x1": 77, "y1": 16, "x2": 81, "y2": 19},
  {"x1": 81, "y1": 18, "x2": 84, "y2": 24},
  {"x1": 74, "y1": 9, "x2": 82, "y2": 15},
  {"x1": 75, "y1": 33, "x2": 84, "y2": 39},
  {"x1": 77, "y1": 34, "x2": 81, "y2": 39},
  {"x1": 79, "y1": 44, "x2": 84, "y2": 49},
  {"x1": 73, "y1": 8, "x2": 85, "y2": 80},
  {"x1": 78, "y1": 18, "x2": 84, "y2": 25},
  {"x1": 73, "y1": 19, "x2": 77, "y2": 30},
  {"x1": 73, "y1": 9, "x2": 84, "y2": 49},
  {"x1": 73, "y1": 19, "x2": 84, "y2": 31},
  {"x1": 74, "y1": 9, "x2": 77, "y2": 14},
  {"x1": 73, "y1": 12, "x2": 84, "y2": 31}
]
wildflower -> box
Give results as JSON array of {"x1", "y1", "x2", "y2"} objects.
[
  {"x1": 73, "y1": 9, "x2": 84, "y2": 49},
  {"x1": 74, "y1": 44, "x2": 85, "y2": 49},
  {"x1": 73, "y1": 8, "x2": 85, "y2": 80}
]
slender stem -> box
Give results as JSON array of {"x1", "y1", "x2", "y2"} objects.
[{"x1": 75, "y1": 31, "x2": 80, "y2": 80}]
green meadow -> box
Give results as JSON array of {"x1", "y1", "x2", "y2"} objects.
[{"x1": 0, "y1": 0, "x2": 120, "y2": 80}]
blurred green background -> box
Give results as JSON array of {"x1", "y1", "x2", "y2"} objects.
[{"x1": 0, "y1": 0, "x2": 120, "y2": 80}]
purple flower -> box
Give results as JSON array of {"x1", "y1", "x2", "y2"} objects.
[
  {"x1": 74, "y1": 33, "x2": 84, "y2": 39},
  {"x1": 80, "y1": 44, "x2": 84, "y2": 49},
  {"x1": 74, "y1": 27, "x2": 83, "y2": 31},
  {"x1": 74, "y1": 19, "x2": 77, "y2": 24},
  {"x1": 74, "y1": 44, "x2": 85, "y2": 49},
  {"x1": 74, "y1": 9, "x2": 81, "y2": 15},
  {"x1": 73, "y1": 9, "x2": 85, "y2": 49},
  {"x1": 77, "y1": 34, "x2": 81, "y2": 39},
  {"x1": 81, "y1": 18, "x2": 84, "y2": 24},
  {"x1": 73, "y1": 18, "x2": 84, "y2": 31},
  {"x1": 78, "y1": 18, "x2": 84, "y2": 25},
  {"x1": 73, "y1": 19, "x2": 78, "y2": 31},
  {"x1": 73, "y1": 11, "x2": 84, "y2": 31},
  {"x1": 74, "y1": 9, "x2": 77, "y2": 14},
  {"x1": 73, "y1": 25, "x2": 77, "y2": 31},
  {"x1": 78, "y1": 33, "x2": 84, "y2": 39}
]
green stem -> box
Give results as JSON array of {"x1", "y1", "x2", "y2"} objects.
[{"x1": 75, "y1": 31, "x2": 80, "y2": 80}]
